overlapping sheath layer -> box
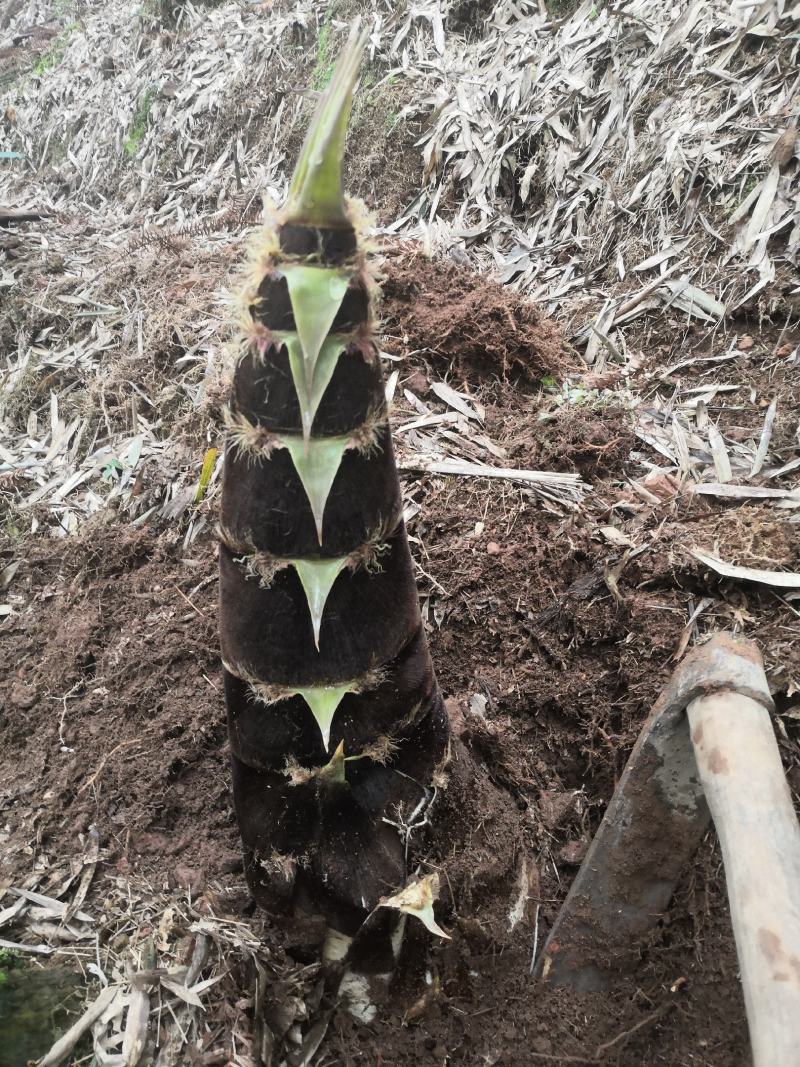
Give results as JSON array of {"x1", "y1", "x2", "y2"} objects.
[{"x1": 220, "y1": 218, "x2": 447, "y2": 931}]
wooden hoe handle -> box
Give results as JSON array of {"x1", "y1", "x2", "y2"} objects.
[
  {"x1": 688, "y1": 689, "x2": 800, "y2": 1067},
  {"x1": 538, "y1": 633, "x2": 800, "y2": 1067}
]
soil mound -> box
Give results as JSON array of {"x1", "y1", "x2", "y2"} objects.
[{"x1": 381, "y1": 251, "x2": 568, "y2": 383}]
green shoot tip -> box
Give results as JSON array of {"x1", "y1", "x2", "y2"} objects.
[
  {"x1": 318, "y1": 739, "x2": 347, "y2": 787},
  {"x1": 283, "y1": 20, "x2": 368, "y2": 229}
]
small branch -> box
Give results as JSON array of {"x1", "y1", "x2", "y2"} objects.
[
  {"x1": 0, "y1": 208, "x2": 48, "y2": 226},
  {"x1": 594, "y1": 1003, "x2": 674, "y2": 1058},
  {"x1": 77, "y1": 738, "x2": 142, "y2": 795}
]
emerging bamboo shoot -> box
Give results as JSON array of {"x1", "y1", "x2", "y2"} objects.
[{"x1": 219, "y1": 26, "x2": 449, "y2": 959}]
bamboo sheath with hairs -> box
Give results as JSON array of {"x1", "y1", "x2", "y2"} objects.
[{"x1": 218, "y1": 27, "x2": 448, "y2": 947}]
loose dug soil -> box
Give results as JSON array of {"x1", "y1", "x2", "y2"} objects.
[
  {"x1": 2, "y1": 261, "x2": 800, "y2": 1067},
  {"x1": 380, "y1": 251, "x2": 569, "y2": 384}
]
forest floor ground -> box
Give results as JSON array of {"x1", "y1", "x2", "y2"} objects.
[
  {"x1": 2, "y1": 1, "x2": 800, "y2": 1065},
  {"x1": 2, "y1": 251, "x2": 799, "y2": 1066}
]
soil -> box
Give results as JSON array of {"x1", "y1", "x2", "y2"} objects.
[
  {"x1": 381, "y1": 251, "x2": 569, "y2": 384},
  {"x1": 2, "y1": 259, "x2": 800, "y2": 1066}
]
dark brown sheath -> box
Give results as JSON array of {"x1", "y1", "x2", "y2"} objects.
[{"x1": 218, "y1": 58, "x2": 448, "y2": 941}]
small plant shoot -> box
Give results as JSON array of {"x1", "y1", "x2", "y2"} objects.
[{"x1": 219, "y1": 23, "x2": 449, "y2": 978}]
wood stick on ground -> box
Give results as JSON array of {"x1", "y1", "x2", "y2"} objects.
[
  {"x1": 687, "y1": 691, "x2": 800, "y2": 1067},
  {"x1": 535, "y1": 634, "x2": 773, "y2": 989},
  {"x1": 0, "y1": 208, "x2": 47, "y2": 226}
]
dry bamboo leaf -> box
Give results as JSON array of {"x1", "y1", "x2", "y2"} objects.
[
  {"x1": 11, "y1": 888, "x2": 94, "y2": 924},
  {"x1": 379, "y1": 873, "x2": 450, "y2": 939},
  {"x1": 691, "y1": 483, "x2": 800, "y2": 501},
  {"x1": 38, "y1": 985, "x2": 120, "y2": 1067},
  {"x1": 123, "y1": 939, "x2": 156, "y2": 1066},
  {"x1": 0, "y1": 936, "x2": 53, "y2": 956},
  {"x1": 708, "y1": 424, "x2": 732, "y2": 483},
  {"x1": 0, "y1": 894, "x2": 27, "y2": 929},
  {"x1": 399, "y1": 457, "x2": 588, "y2": 503},
  {"x1": 750, "y1": 398, "x2": 778, "y2": 477},
  {"x1": 660, "y1": 280, "x2": 726, "y2": 320},
  {"x1": 160, "y1": 977, "x2": 205, "y2": 1008},
  {"x1": 429, "y1": 381, "x2": 484, "y2": 423},
  {"x1": 62, "y1": 827, "x2": 100, "y2": 926},
  {"x1": 692, "y1": 550, "x2": 800, "y2": 590},
  {"x1": 598, "y1": 526, "x2": 636, "y2": 548},
  {"x1": 743, "y1": 163, "x2": 780, "y2": 251},
  {"x1": 0, "y1": 562, "x2": 19, "y2": 590},
  {"x1": 766, "y1": 457, "x2": 800, "y2": 480}
]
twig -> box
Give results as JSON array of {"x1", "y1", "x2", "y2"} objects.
[
  {"x1": 529, "y1": 903, "x2": 541, "y2": 975},
  {"x1": 0, "y1": 208, "x2": 48, "y2": 226},
  {"x1": 173, "y1": 583, "x2": 206, "y2": 618},
  {"x1": 594, "y1": 1003, "x2": 675, "y2": 1059},
  {"x1": 77, "y1": 739, "x2": 142, "y2": 795},
  {"x1": 528, "y1": 1054, "x2": 598, "y2": 1065}
]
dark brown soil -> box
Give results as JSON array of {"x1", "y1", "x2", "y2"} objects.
[
  {"x1": 381, "y1": 250, "x2": 569, "y2": 384},
  {"x1": 2, "y1": 262, "x2": 800, "y2": 1066}
]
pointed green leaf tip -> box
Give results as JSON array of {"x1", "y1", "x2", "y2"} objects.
[
  {"x1": 283, "y1": 332, "x2": 349, "y2": 442},
  {"x1": 292, "y1": 556, "x2": 348, "y2": 650},
  {"x1": 317, "y1": 740, "x2": 347, "y2": 787},
  {"x1": 283, "y1": 435, "x2": 350, "y2": 544},
  {"x1": 295, "y1": 684, "x2": 353, "y2": 748},
  {"x1": 281, "y1": 266, "x2": 350, "y2": 399},
  {"x1": 283, "y1": 21, "x2": 368, "y2": 228}
]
